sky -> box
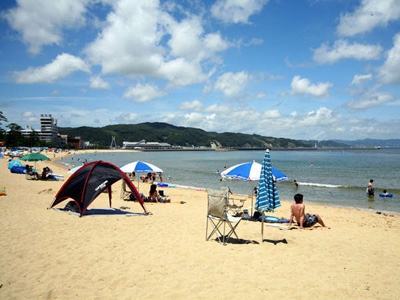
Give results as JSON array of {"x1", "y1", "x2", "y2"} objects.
[{"x1": 0, "y1": 0, "x2": 399, "y2": 141}]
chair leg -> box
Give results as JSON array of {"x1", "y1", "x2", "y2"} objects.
[
  {"x1": 206, "y1": 217, "x2": 224, "y2": 243},
  {"x1": 224, "y1": 220, "x2": 241, "y2": 244}
]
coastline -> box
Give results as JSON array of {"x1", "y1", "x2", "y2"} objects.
[{"x1": 1, "y1": 152, "x2": 400, "y2": 299}]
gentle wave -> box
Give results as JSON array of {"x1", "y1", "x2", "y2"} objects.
[{"x1": 295, "y1": 182, "x2": 342, "y2": 188}]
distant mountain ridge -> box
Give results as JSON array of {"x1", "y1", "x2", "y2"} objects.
[
  {"x1": 58, "y1": 122, "x2": 399, "y2": 149},
  {"x1": 59, "y1": 122, "x2": 314, "y2": 149},
  {"x1": 332, "y1": 139, "x2": 400, "y2": 147}
]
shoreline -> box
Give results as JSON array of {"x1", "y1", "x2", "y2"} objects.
[{"x1": 52, "y1": 149, "x2": 400, "y2": 216}]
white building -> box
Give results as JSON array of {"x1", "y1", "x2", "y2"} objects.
[{"x1": 122, "y1": 140, "x2": 171, "y2": 150}]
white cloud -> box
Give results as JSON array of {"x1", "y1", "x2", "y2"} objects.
[
  {"x1": 90, "y1": 76, "x2": 111, "y2": 90},
  {"x1": 337, "y1": 0, "x2": 400, "y2": 37},
  {"x1": 263, "y1": 110, "x2": 280, "y2": 118},
  {"x1": 184, "y1": 112, "x2": 206, "y2": 123},
  {"x1": 22, "y1": 111, "x2": 37, "y2": 123},
  {"x1": 255, "y1": 92, "x2": 266, "y2": 98},
  {"x1": 204, "y1": 104, "x2": 230, "y2": 113},
  {"x1": 351, "y1": 74, "x2": 373, "y2": 85},
  {"x1": 377, "y1": 33, "x2": 400, "y2": 84},
  {"x1": 122, "y1": 83, "x2": 166, "y2": 102},
  {"x1": 179, "y1": 100, "x2": 203, "y2": 111},
  {"x1": 211, "y1": 0, "x2": 268, "y2": 24},
  {"x1": 158, "y1": 58, "x2": 207, "y2": 88},
  {"x1": 167, "y1": 16, "x2": 229, "y2": 63},
  {"x1": 115, "y1": 112, "x2": 138, "y2": 123},
  {"x1": 345, "y1": 91, "x2": 396, "y2": 109},
  {"x1": 2, "y1": 0, "x2": 87, "y2": 54},
  {"x1": 313, "y1": 40, "x2": 382, "y2": 64},
  {"x1": 12, "y1": 53, "x2": 90, "y2": 83},
  {"x1": 214, "y1": 71, "x2": 250, "y2": 98},
  {"x1": 84, "y1": 0, "x2": 226, "y2": 88},
  {"x1": 300, "y1": 107, "x2": 337, "y2": 127},
  {"x1": 290, "y1": 76, "x2": 332, "y2": 97},
  {"x1": 84, "y1": 0, "x2": 165, "y2": 76}
]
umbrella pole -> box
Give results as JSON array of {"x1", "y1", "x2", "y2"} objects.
[
  {"x1": 261, "y1": 211, "x2": 265, "y2": 242},
  {"x1": 251, "y1": 193, "x2": 253, "y2": 216}
]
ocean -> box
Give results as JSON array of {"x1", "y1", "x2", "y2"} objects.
[{"x1": 58, "y1": 148, "x2": 400, "y2": 213}]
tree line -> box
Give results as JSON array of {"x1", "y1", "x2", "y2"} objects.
[{"x1": 1, "y1": 112, "x2": 350, "y2": 149}]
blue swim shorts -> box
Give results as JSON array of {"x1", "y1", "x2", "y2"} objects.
[{"x1": 302, "y1": 213, "x2": 318, "y2": 227}]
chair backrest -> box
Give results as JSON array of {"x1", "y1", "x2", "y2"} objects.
[{"x1": 207, "y1": 188, "x2": 229, "y2": 219}]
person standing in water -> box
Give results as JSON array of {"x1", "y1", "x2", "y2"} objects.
[
  {"x1": 367, "y1": 179, "x2": 374, "y2": 196},
  {"x1": 293, "y1": 180, "x2": 299, "y2": 188}
]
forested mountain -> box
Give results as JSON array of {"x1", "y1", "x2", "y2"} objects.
[
  {"x1": 59, "y1": 123, "x2": 399, "y2": 149},
  {"x1": 59, "y1": 122, "x2": 315, "y2": 149}
]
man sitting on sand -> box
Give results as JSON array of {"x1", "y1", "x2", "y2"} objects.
[{"x1": 288, "y1": 193, "x2": 330, "y2": 229}]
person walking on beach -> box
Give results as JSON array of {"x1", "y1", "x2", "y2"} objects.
[
  {"x1": 367, "y1": 179, "x2": 374, "y2": 196},
  {"x1": 288, "y1": 193, "x2": 330, "y2": 229}
]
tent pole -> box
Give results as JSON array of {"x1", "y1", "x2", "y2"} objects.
[{"x1": 108, "y1": 186, "x2": 112, "y2": 208}]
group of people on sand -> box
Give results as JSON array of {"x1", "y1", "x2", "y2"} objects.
[
  {"x1": 129, "y1": 183, "x2": 171, "y2": 203},
  {"x1": 140, "y1": 172, "x2": 163, "y2": 183},
  {"x1": 25, "y1": 165, "x2": 56, "y2": 180}
]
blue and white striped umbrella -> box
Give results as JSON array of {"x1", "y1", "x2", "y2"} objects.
[
  {"x1": 220, "y1": 161, "x2": 289, "y2": 182},
  {"x1": 254, "y1": 150, "x2": 281, "y2": 213},
  {"x1": 119, "y1": 161, "x2": 163, "y2": 174}
]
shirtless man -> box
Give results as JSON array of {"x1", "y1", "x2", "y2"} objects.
[
  {"x1": 367, "y1": 179, "x2": 374, "y2": 196},
  {"x1": 288, "y1": 193, "x2": 329, "y2": 229}
]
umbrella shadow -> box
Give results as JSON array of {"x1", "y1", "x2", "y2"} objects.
[
  {"x1": 262, "y1": 238, "x2": 288, "y2": 245},
  {"x1": 212, "y1": 237, "x2": 260, "y2": 245}
]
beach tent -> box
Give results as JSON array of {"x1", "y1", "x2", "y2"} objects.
[
  {"x1": 8, "y1": 160, "x2": 23, "y2": 169},
  {"x1": 49, "y1": 160, "x2": 149, "y2": 217},
  {"x1": 0, "y1": 152, "x2": 4, "y2": 159},
  {"x1": 8, "y1": 160, "x2": 25, "y2": 174}
]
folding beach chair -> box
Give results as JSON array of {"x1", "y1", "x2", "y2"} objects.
[
  {"x1": 206, "y1": 188, "x2": 242, "y2": 245},
  {"x1": 120, "y1": 181, "x2": 132, "y2": 201}
]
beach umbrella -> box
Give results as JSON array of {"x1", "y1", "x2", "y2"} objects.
[
  {"x1": 119, "y1": 160, "x2": 163, "y2": 192},
  {"x1": 220, "y1": 161, "x2": 289, "y2": 182},
  {"x1": 119, "y1": 161, "x2": 163, "y2": 174},
  {"x1": 20, "y1": 152, "x2": 49, "y2": 168},
  {"x1": 220, "y1": 161, "x2": 288, "y2": 215},
  {"x1": 255, "y1": 149, "x2": 281, "y2": 242},
  {"x1": 20, "y1": 152, "x2": 49, "y2": 162}
]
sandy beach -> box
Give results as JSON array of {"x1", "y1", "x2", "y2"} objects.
[{"x1": 1, "y1": 151, "x2": 399, "y2": 299}]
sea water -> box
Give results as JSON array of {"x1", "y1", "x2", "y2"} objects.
[{"x1": 59, "y1": 148, "x2": 400, "y2": 213}]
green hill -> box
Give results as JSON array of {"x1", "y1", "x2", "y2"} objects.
[{"x1": 59, "y1": 122, "x2": 315, "y2": 149}]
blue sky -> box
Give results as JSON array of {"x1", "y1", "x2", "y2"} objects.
[{"x1": 1, "y1": 0, "x2": 399, "y2": 140}]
